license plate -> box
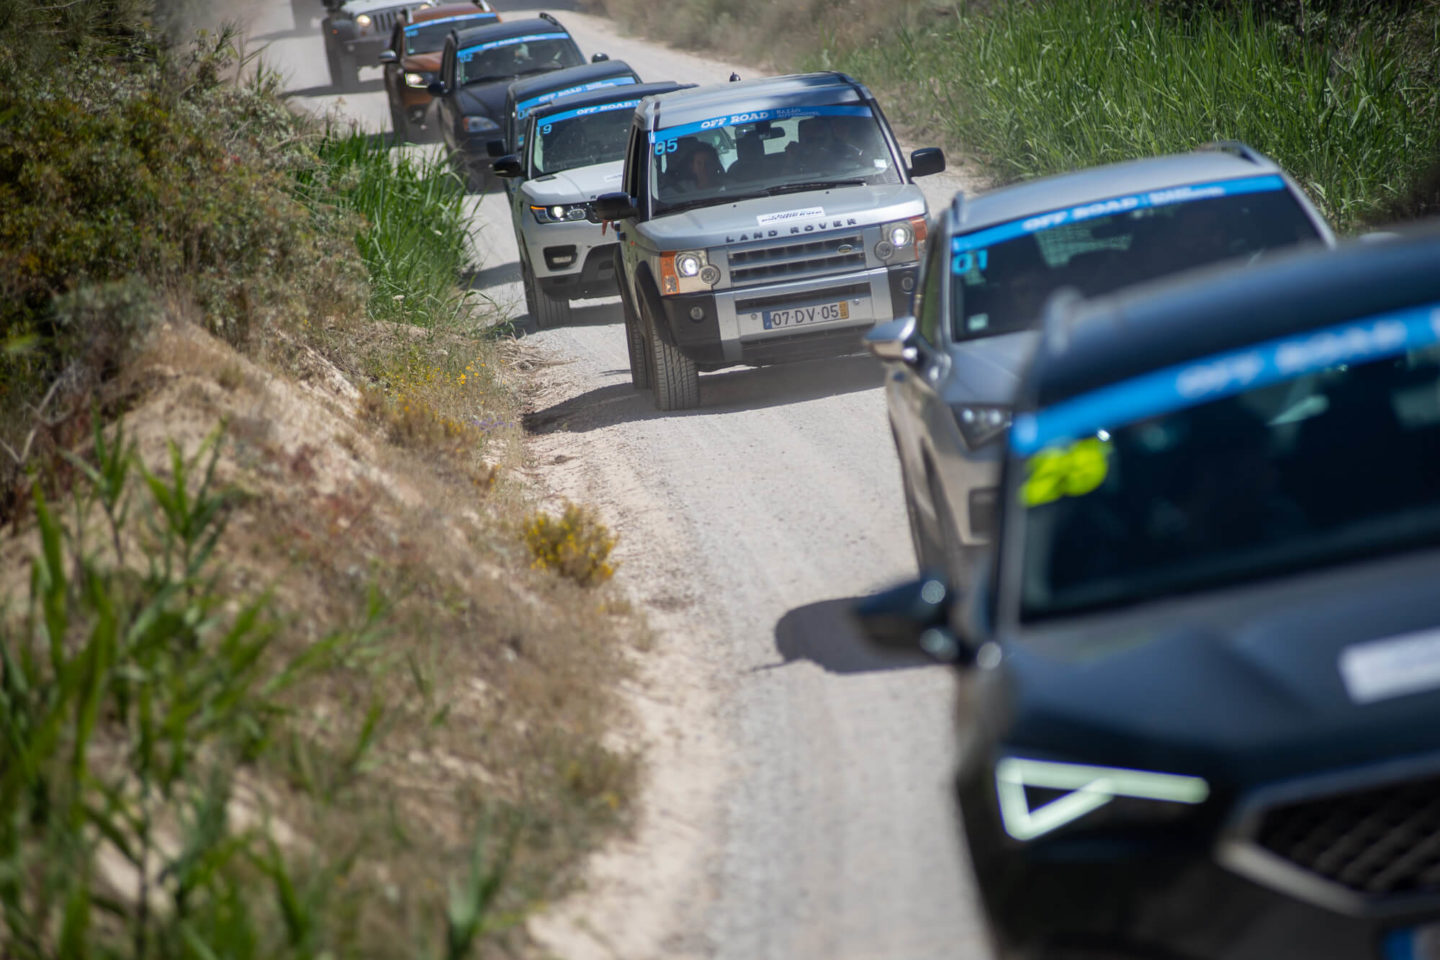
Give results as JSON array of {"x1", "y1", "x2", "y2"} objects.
[
  {"x1": 1384, "y1": 925, "x2": 1440, "y2": 959},
  {"x1": 760, "y1": 299, "x2": 851, "y2": 330}
]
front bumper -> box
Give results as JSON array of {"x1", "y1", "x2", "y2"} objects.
[
  {"x1": 658, "y1": 263, "x2": 918, "y2": 368},
  {"x1": 957, "y1": 758, "x2": 1440, "y2": 960}
]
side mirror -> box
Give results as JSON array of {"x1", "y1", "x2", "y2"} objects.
[
  {"x1": 485, "y1": 138, "x2": 507, "y2": 158},
  {"x1": 591, "y1": 52, "x2": 610, "y2": 63},
  {"x1": 865, "y1": 316, "x2": 921, "y2": 365},
  {"x1": 908, "y1": 147, "x2": 946, "y2": 179},
  {"x1": 491, "y1": 155, "x2": 523, "y2": 179},
  {"x1": 593, "y1": 192, "x2": 638, "y2": 222},
  {"x1": 377, "y1": 49, "x2": 398, "y2": 65},
  {"x1": 426, "y1": 81, "x2": 445, "y2": 97},
  {"x1": 851, "y1": 576, "x2": 972, "y2": 664}
]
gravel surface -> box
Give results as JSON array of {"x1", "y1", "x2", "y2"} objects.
[{"x1": 250, "y1": 2, "x2": 993, "y2": 956}]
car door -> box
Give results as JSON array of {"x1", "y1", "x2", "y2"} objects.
[{"x1": 888, "y1": 223, "x2": 952, "y2": 523}]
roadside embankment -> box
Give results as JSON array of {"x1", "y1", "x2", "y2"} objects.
[
  {"x1": 589, "y1": 0, "x2": 1440, "y2": 232},
  {"x1": 0, "y1": 5, "x2": 639, "y2": 957}
]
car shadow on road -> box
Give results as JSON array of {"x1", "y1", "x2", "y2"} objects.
[
  {"x1": 523, "y1": 352, "x2": 885, "y2": 434},
  {"x1": 283, "y1": 79, "x2": 386, "y2": 99},
  {"x1": 757, "y1": 598, "x2": 934, "y2": 675}
]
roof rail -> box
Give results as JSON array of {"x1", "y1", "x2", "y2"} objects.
[
  {"x1": 538, "y1": 11, "x2": 561, "y2": 25},
  {"x1": 1198, "y1": 140, "x2": 1265, "y2": 165}
]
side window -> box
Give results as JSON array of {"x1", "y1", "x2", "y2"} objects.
[
  {"x1": 915, "y1": 221, "x2": 947, "y2": 343},
  {"x1": 622, "y1": 124, "x2": 643, "y2": 199}
]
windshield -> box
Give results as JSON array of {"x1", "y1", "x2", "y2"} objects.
[
  {"x1": 404, "y1": 14, "x2": 496, "y2": 55},
  {"x1": 456, "y1": 33, "x2": 582, "y2": 87},
  {"x1": 647, "y1": 103, "x2": 900, "y2": 215},
  {"x1": 951, "y1": 176, "x2": 1322, "y2": 342},
  {"x1": 1013, "y1": 302, "x2": 1440, "y2": 620},
  {"x1": 531, "y1": 99, "x2": 635, "y2": 176}
]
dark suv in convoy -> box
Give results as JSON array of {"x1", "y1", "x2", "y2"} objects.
[
  {"x1": 857, "y1": 226, "x2": 1440, "y2": 960},
  {"x1": 429, "y1": 15, "x2": 587, "y2": 190},
  {"x1": 594, "y1": 72, "x2": 946, "y2": 410},
  {"x1": 378, "y1": 3, "x2": 498, "y2": 141},
  {"x1": 865, "y1": 143, "x2": 1334, "y2": 586}
]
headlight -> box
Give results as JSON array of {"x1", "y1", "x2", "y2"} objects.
[
  {"x1": 530, "y1": 204, "x2": 589, "y2": 224},
  {"x1": 355, "y1": 13, "x2": 371, "y2": 26},
  {"x1": 462, "y1": 115, "x2": 500, "y2": 134},
  {"x1": 876, "y1": 216, "x2": 927, "y2": 262},
  {"x1": 995, "y1": 757, "x2": 1209, "y2": 842},
  {"x1": 404, "y1": 72, "x2": 430, "y2": 88},
  {"x1": 950, "y1": 403, "x2": 1012, "y2": 449},
  {"x1": 659, "y1": 251, "x2": 716, "y2": 294}
]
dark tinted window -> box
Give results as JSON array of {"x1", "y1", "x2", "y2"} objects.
[
  {"x1": 951, "y1": 184, "x2": 1321, "y2": 342},
  {"x1": 1016, "y1": 329, "x2": 1440, "y2": 619}
]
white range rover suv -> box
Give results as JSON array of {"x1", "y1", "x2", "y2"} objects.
[{"x1": 493, "y1": 80, "x2": 693, "y2": 328}]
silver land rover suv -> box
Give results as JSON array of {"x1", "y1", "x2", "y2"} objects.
[
  {"x1": 594, "y1": 73, "x2": 946, "y2": 411},
  {"x1": 493, "y1": 81, "x2": 693, "y2": 328}
]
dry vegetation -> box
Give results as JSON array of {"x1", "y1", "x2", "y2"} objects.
[{"x1": 0, "y1": 3, "x2": 643, "y2": 957}]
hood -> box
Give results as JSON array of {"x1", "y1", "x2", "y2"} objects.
[
  {"x1": 991, "y1": 547, "x2": 1440, "y2": 786},
  {"x1": 403, "y1": 52, "x2": 442, "y2": 73},
  {"x1": 456, "y1": 81, "x2": 508, "y2": 121},
  {"x1": 521, "y1": 161, "x2": 625, "y2": 205},
  {"x1": 941, "y1": 330, "x2": 1040, "y2": 407},
  {"x1": 643, "y1": 182, "x2": 926, "y2": 250}
]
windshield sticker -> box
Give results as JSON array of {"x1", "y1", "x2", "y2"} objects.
[
  {"x1": 951, "y1": 174, "x2": 1287, "y2": 265},
  {"x1": 457, "y1": 32, "x2": 569, "y2": 63},
  {"x1": 650, "y1": 103, "x2": 873, "y2": 147},
  {"x1": 756, "y1": 207, "x2": 825, "y2": 226},
  {"x1": 1340, "y1": 628, "x2": 1440, "y2": 704},
  {"x1": 517, "y1": 76, "x2": 637, "y2": 119},
  {"x1": 404, "y1": 12, "x2": 495, "y2": 35},
  {"x1": 1011, "y1": 301, "x2": 1440, "y2": 457},
  {"x1": 1021, "y1": 437, "x2": 1112, "y2": 507},
  {"x1": 541, "y1": 98, "x2": 642, "y2": 132}
]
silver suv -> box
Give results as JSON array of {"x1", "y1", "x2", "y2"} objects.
[
  {"x1": 865, "y1": 143, "x2": 1336, "y2": 586},
  {"x1": 594, "y1": 73, "x2": 946, "y2": 410},
  {"x1": 492, "y1": 81, "x2": 693, "y2": 328}
]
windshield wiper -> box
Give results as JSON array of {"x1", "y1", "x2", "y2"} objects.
[{"x1": 763, "y1": 179, "x2": 868, "y2": 197}]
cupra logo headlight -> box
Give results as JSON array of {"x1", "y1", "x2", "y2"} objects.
[{"x1": 995, "y1": 757, "x2": 1209, "y2": 841}]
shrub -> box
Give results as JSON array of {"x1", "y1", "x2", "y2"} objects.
[{"x1": 522, "y1": 503, "x2": 619, "y2": 587}]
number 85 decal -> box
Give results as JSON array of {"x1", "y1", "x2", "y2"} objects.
[{"x1": 652, "y1": 139, "x2": 679, "y2": 156}]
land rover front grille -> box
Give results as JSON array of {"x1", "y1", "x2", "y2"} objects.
[
  {"x1": 1254, "y1": 772, "x2": 1440, "y2": 897},
  {"x1": 727, "y1": 233, "x2": 866, "y2": 286}
]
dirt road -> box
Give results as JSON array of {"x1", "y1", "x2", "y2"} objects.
[{"x1": 252, "y1": 2, "x2": 990, "y2": 956}]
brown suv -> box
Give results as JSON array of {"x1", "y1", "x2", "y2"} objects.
[{"x1": 379, "y1": 2, "x2": 498, "y2": 141}]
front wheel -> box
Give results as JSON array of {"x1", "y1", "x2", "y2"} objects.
[{"x1": 642, "y1": 297, "x2": 699, "y2": 411}]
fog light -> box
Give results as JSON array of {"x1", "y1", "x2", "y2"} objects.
[{"x1": 689, "y1": 306, "x2": 705, "y2": 321}]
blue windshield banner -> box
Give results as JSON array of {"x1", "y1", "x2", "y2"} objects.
[
  {"x1": 540, "y1": 98, "x2": 641, "y2": 131},
  {"x1": 458, "y1": 32, "x2": 568, "y2": 63},
  {"x1": 951, "y1": 174, "x2": 1288, "y2": 264},
  {"x1": 650, "y1": 103, "x2": 873, "y2": 144},
  {"x1": 1011, "y1": 301, "x2": 1440, "y2": 456},
  {"x1": 404, "y1": 12, "x2": 495, "y2": 35},
  {"x1": 517, "y1": 77, "x2": 637, "y2": 119}
]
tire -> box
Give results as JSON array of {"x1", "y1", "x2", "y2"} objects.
[
  {"x1": 902, "y1": 457, "x2": 945, "y2": 573},
  {"x1": 616, "y1": 269, "x2": 650, "y2": 389},
  {"x1": 642, "y1": 296, "x2": 699, "y2": 411},
  {"x1": 523, "y1": 261, "x2": 571, "y2": 329},
  {"x1": 389, "y1": 101, "x2": 411, "y2": 143}
]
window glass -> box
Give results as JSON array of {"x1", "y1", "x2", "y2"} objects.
[
  {"x1": 647, "y1": 103, "x2": 901, "y2": 215},
  {"x1": 950, "y1": 181, "x2": 1321, "y2": 343},
  {"x1": 1016, "y1": 315, "x2": 1440, "y2": 620}
]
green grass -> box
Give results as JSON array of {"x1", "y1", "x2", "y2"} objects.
[{"x1": 810, "y1": 0, "x2": 1440, "y2": 231}]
